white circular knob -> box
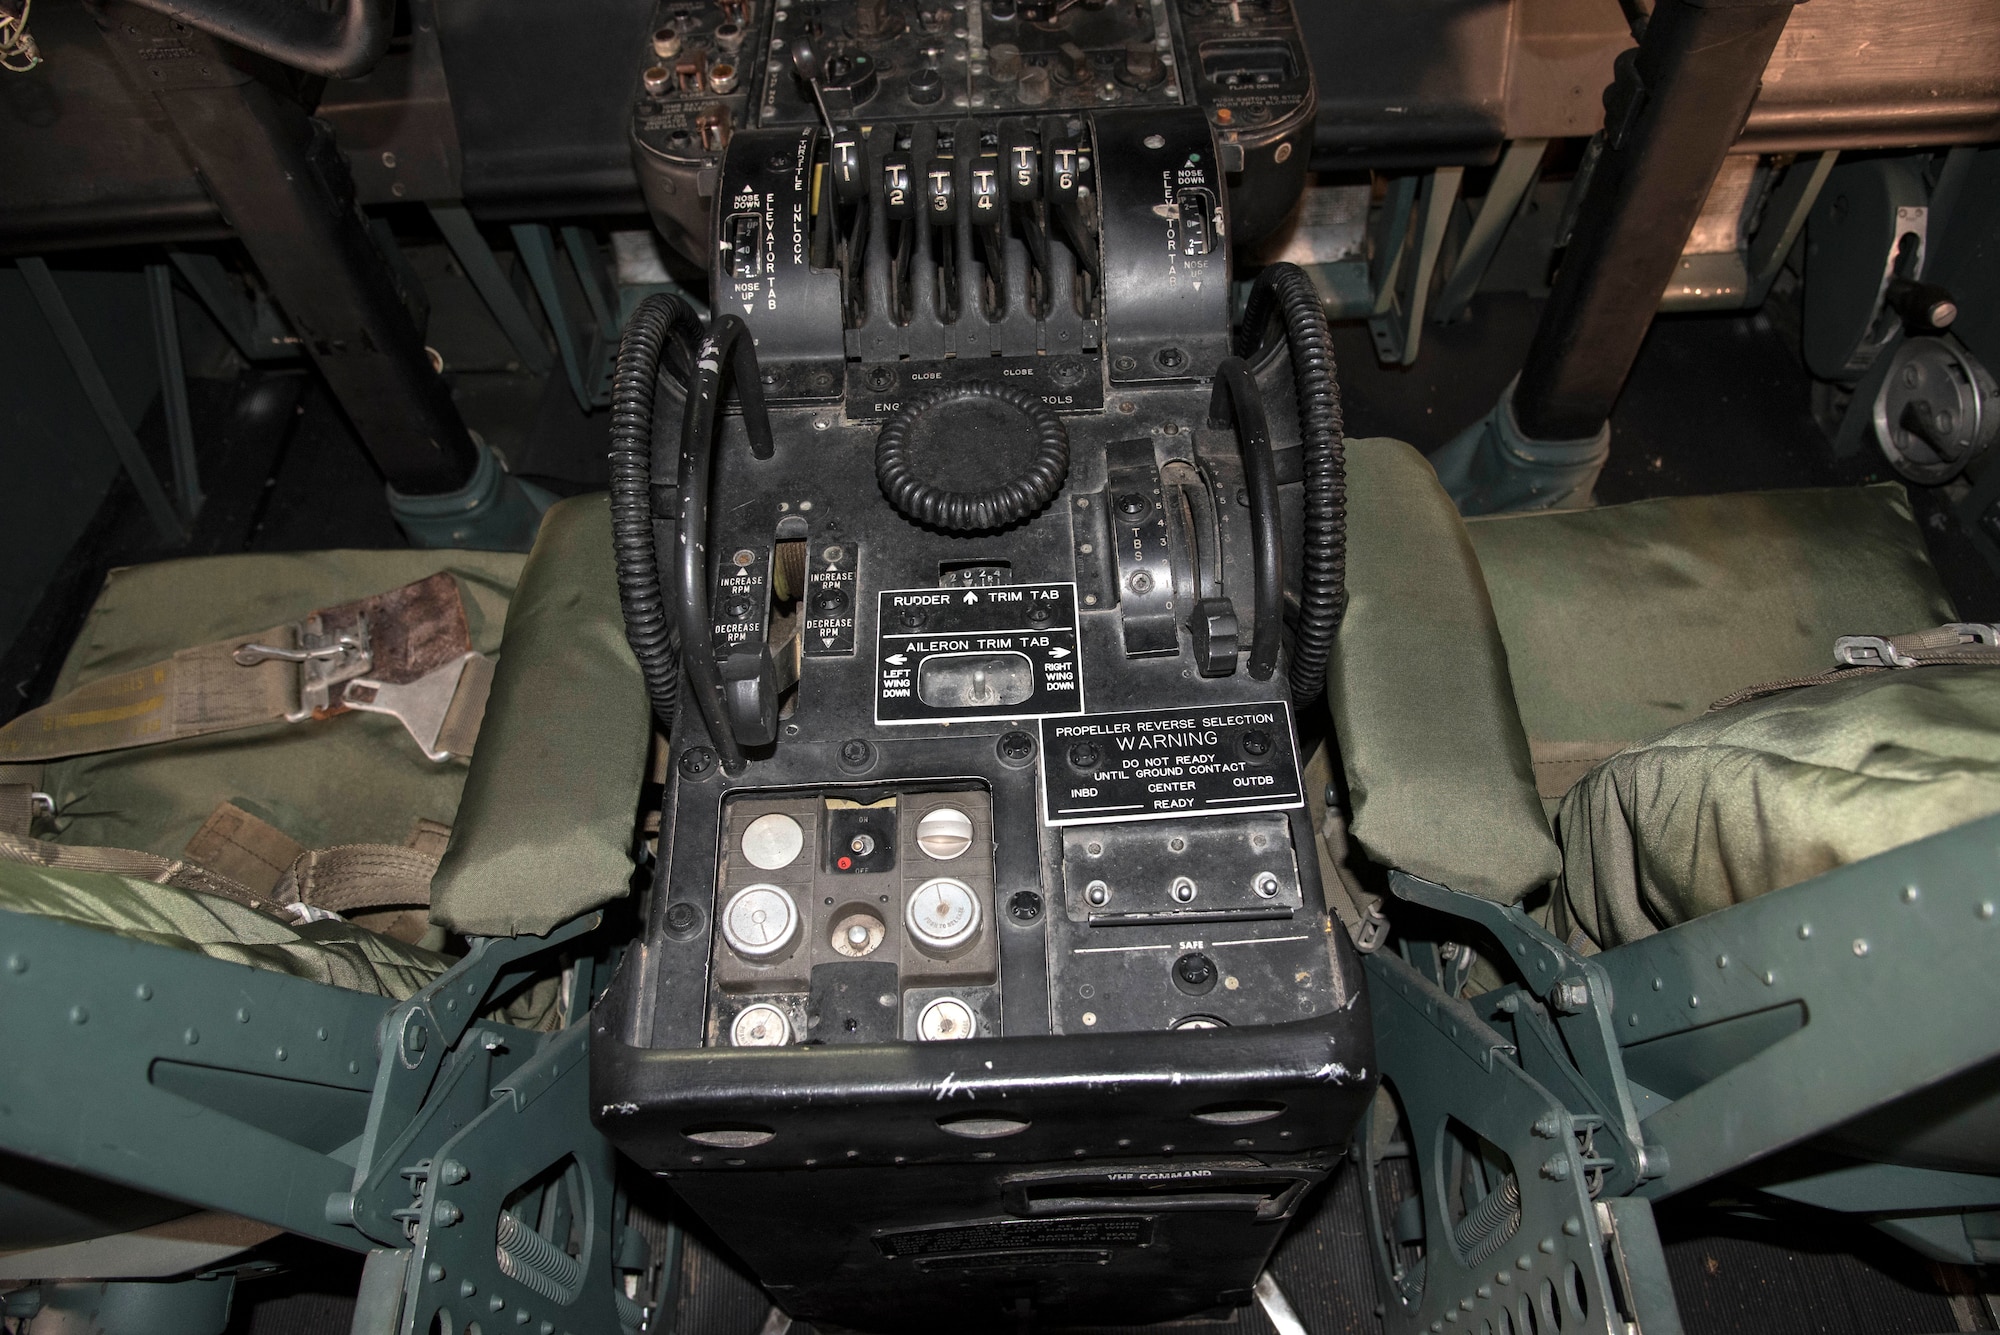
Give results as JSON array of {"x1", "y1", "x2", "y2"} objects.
[
  {"x1": 906, "y1": 877, "x2": 980, "y2": 953},
  {"x1": 740, "y1": 813, "x2": 804, "y2": 870},
  {"x1": 915, "y1": 806, "x2": 975, "y2": 860},
  {"x1": 732, "y1": 1003, "x2": 791, "y2": 1046},
  {"x1": 917, "y1": 996, "x2": 977, "y2": 1041},
  {"x1": 722, "y1": 883, "x2": 799, "y2": 959}
]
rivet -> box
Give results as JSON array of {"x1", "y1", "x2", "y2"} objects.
[
  {"x1": 135, "y1": 983, "x2": 152, "y2": 1000},
  {"x1": 348, "y1": 1060, "x2": 361, "y2": 1073},
  {"x1": 1496, "y1": 1271, "x2": 1512, "y2": 1286},
  {"x1": 1539, "y1": 1237, "x2": 1556, "y2": 1254},
  {"x1": 428, "y1": 1263, "x2": 445, "y2": 1282},
  {"x1": 1689, "y1": 995, "x2": 1699, "y2": 1008},
  {"x1": 1715, "y1": 954, "x2": 1728, "y2": 968},
  {"x1": 1852, "y1": 939, "x2": 1869, "y2": 956},
  {"x1": 185, "y1": 1027, "x2": 200, "y2": 1045},
  {"x1": 1628, "y1": 1014, "x2": 1638, "y2": 1026},
  {"x1": 460, "y1": 1279, "x2": 477, "y2": 1298},
  {"x1": 1651, "y1": 977, "x2": 1662, "y2": 991},
  {"x1": 1517, "y1": 1255, "x2": 1533, "y2": 1271},
  {"x1": 1798, "y1": 923, "x2": 1812, "y2": 939},
  {"x1": 69, "y1": 1005, "x2": 88, "y2": 1025},
  {"x1": 236, "y1": 1007, "x2": 251, "y2": 1023},
  {"x1": 317, "y1": 1027, "x2": 329, "y2": 1041},
  {"x1": 6, "y1": 954, "x2": 24, "y2": 973},
  {"x1": 1981, "y1": 902, "x2": 1995, "y2": 920},
  {"x1": 1563, "y1": 1216, "x2": 1582, "y2": 1236},
  {"x1": 1763, "y1": 970, "x2": 1776, "y2": 985},
  {"x1": 489, "y1": 1293, "x2": 505, "y2": 1312},
  {"x1": 1477, "y1": 1285, "x2": 1493, "y2": 1298},
  {"x1": 1902, "y1": 885, "x2": 1919, "y2": 903},
  {"x1": 275, "y1": 1047, "x2": 287, "y2": 1061}
]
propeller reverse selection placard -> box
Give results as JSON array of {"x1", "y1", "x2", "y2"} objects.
[
  {"x1": 1040, "y1": 700, "x2": 1306, "y2": 825},
  {"x1": 874, "y1": 582, "x2": 1084, "y2": 725}
]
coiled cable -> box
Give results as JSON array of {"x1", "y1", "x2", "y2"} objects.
[
  {"x1": 609, "y1": 293, "x2": 703, "y2": 730},
  {"x1": 1235, "y1": 261, "x2": 1347, "y2": 707},
  {"x1": 876, "y1": 381, "x2": 1069, "y2": 532}
]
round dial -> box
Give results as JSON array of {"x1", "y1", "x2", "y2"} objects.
[
  {"x1": 740, "y1": 812, "x2": 804, "y2": 870},
  {"x1": 905, "y1": 877, "x2": 981, "y2": 953},
  {"x1": 721, "y1": 883, "x2": 799, "y2": 959},
  {"x1": 732, "y1": 1003, "x2": 791, "y2": 1047},
  {"x1": 917, "y1": 996, "x2": 978, "y2": 1042}
]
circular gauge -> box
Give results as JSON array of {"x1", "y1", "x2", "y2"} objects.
[
  {"x1": 732, "y1": 1004, "x2": 791, "y2": 1047},
  {"x1": 740, "y1": 813, "x2": 805, "y2": 870},
  {"x1": 915, "y1": 806, "x2": 975, "y2": 860},
  {"x1": 721, "y1": 883, "x2": 800, "y2": 959},
  {"x1": 918, "y1": 996, "x2": 978, "y2": 1041},
  {"x1": 906, "y1": 877, "x2": 981, "y2": 952}
]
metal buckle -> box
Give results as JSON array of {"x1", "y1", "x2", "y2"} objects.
[
  {"x1": 341, "y1": 652, "x2": 486, "y2": 762},
  {"x1": 1832, "y1": 634, "x2": 1904, "y2": 668},
  {"x1": 1836, "y1": 622, "x2": 2000, "y2": 669},
  {"x1": 235, "y1": 612, "x2": 374, "y2": 719}
]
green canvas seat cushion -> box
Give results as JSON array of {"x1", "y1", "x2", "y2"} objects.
[
  {"x1": 1556, "y1": 665, "x2": 2000, "y2": 948},
  {"x1": 1464, "y1": 484, "x2": 1954, "y2": 798},
  {"x1": 1327, "y1": 439, "x2": 1561, "y2": 904},
  {"x1": 430, "y1": 495, "x2": 652, "y2": 937},
  {"x1": 24, "y1": 550, "x2": 525, "y2": 861},
  {"x1": 0, "y1": 860, "x2": 450, "y2": 999}
]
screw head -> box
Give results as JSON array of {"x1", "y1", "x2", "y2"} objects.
[
  {"x1": 1009, "y1": 890, "x2": 1043, "y2": 922},
  {"x1": 1170, "y1": 876, "x2": 1197, "y2": 904},
  {"x1": 839, "y1": 738, "x2": 875, "y2": 771},
  {"x1": 1112, "y1": 355, "x2": 1138, "y2": 373},
  {"x1": 1240, "y1": 728, "x2": 1272, "y2": 757},
  {"x1": 664, "y1": 902, "x2": 703, "y2": 938},
  {"x1": 679, "y1": 746, "x2": 717, "y2": 779},
  {"x1": 867, "y1": 366, "x2": 896, "y2": 390},
  {"x1": 1154, "y1": 347, "x2": 1185, "y2": 370},
  {"x1": 1068, "y1": 741, "x2": 1102, "y2": 770},
  {"x1": 1115, "y1": 492, "x2": 1149, "y2": 518},
  {"x1": 1253, "y1": 872, "x2": 1280, "y2": 898},
  {"x1": 997, "y1": 730, "x2": 1036, "y2": 765}
]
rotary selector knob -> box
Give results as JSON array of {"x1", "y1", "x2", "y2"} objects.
[
  {"x1": 722, "y1": 883, "x2": 800, "y2": 959},
  {"x1": 906, "y1": 877, "x2": 981, "y2": 952},
  {"x1": 915, "y1": 806, "x2": 974, "y2": 860}
]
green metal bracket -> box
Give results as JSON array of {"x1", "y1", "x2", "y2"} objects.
[
  {"x1": 0, "y1": 908, "x2": 387, "y2": 1248},
  {"x1": 1592, "y1": 813, "x2": 2000, "y2": 1201},
  {"x1": 1388, "y1": 873, "x2": 1651, "y2": 1197},
  {"x1": 0, "y1": 908, "x2": 635, "y2": 1333},
  {"x1": 511, "y1": 223, "x2": 616, "y2": 411},
  {"x1": 1359, "y1": 950, "x2": 1681, "y2": 1335}
]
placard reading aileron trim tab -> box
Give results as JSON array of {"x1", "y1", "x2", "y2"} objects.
[
  {"x1": 875, "y1": 582, "x2": 1084, "y2": 725},
  {"x1": 1039, "y1": 700, "x2": 1305, "y2": 825}
]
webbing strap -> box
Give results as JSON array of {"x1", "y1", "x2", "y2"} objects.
[
  {"x1": 277, "y1": 844, "x2": 437, "y2": 914},
  {"x1": 0, "y1": 630, "x2": 297, "y2": 763},
  {"x1": 0, "y1": 574, "x2": 491, "y2": 764},
  {"x1": 1710, "y1": 622, "x2": 2000, "y2": 713}
]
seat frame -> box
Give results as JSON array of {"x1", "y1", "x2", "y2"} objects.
[
  {"x1": 0, "y1": 908, "x2": 649, "y2": 1334},
  {"x1": 1356, "y1": 813, "x2": 2000, "y2": 1335}
]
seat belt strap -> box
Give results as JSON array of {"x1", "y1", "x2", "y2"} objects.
[{"x1": 0, "y1": 573, "x2": 493, "y2": 765}]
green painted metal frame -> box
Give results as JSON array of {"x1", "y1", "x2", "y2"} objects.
[
  {"x1": 1366, "y1": 811, "x2": 2000, "y2": 1313},
  {"x1": 0, "y1": 908, "x2": 634, "y2": 1333}
]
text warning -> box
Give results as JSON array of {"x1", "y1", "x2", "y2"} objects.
[{"x1": 1040, "y1": 700, "x2": 1304, "y2": 824}]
